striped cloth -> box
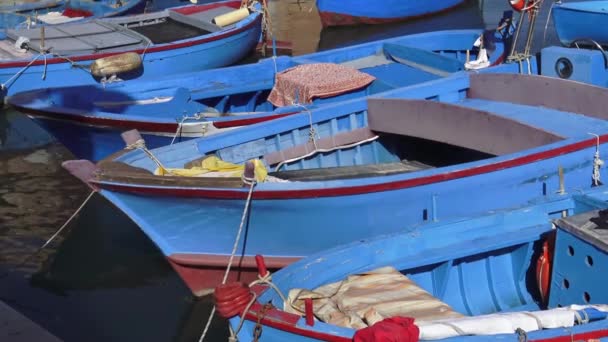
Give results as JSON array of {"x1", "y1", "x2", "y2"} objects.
[{"x1": 268, "y1": 63, "x2": 376, "y2": 107}]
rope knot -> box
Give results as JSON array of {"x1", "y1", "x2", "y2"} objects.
[
  {"x1": 125, "y1": 138, "x2": 146, "y2": 150},
  {"x1": 242, "y1": 161, "x2": 258, "y2": 186}
]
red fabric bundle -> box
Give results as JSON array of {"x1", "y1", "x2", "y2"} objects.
[
  {"x1": 268, "y1": 63, "x2": 375, "y2": 107},
  {"x1": 353, "y1": 317, "x2": 420, "y2": 342},
  {"x1": 63, "y1": 8, "x2": 94, "y2": 18}
]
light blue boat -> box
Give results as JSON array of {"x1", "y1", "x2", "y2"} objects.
[
  {"x1": 0, "y1": 0, "x2": 262, "y2": 101},
  {"x1": 0, "y1": 0, "x2": 148, "y2": 38},
  {"x1": 8, "y1": 28, "x2": 513, "y2": 161},
  {"x1": 225, "y1": 187, "x2": 608, "y2": 341},
  {"x1": 552, "y1": 1, "x2": 608, "y2": 47},
  {"x1": 66, "y1": 72, "x2": 608, "y2": 296}
]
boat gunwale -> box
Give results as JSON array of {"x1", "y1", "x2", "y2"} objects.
[
  {"x1": 14, "y1": 104, "x2": 299, "y2": 132},
  {"x1": 90, "y1": 133, "x2": 607, "y2": 199}
]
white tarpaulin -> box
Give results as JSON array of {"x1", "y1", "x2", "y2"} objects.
[{"x1": 285, "y1": 266, "x2": 608, "y2": 339}]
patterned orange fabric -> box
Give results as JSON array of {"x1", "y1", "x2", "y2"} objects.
[{"x1": 268, "y1": 63, "x2": 376, "y2": 107}]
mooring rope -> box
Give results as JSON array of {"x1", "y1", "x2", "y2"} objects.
[
  {"x1": 0, "y1": 190, "x2": 95, "y2": 279},
  {"x1": 198, "y1": 179, "x2": 257, "y2": 342},
  {"x1": 1, "y1": 53, "x2": 43, "y2": 89},
  {"x1": 125, "y1": 138, "x2": 173, "y2": 175}
]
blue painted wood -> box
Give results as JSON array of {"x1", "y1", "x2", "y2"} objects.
[
  {"x1": 552, "y1": 1, "x2": 608, "y2": 47},
  {"x1": 316, "y1": 0, "x2": 465, "y2": 27},
  {"x1": 540, "y1": 46, "x2": 608, "y2": 87},
  {"x1": 229, "y1": 188, "x2": 608, "y2": 341},
  {"x1": 549, "y1": 209, "x2": 608, "y2": 309},
  {"x1": 93, "y1": 72, "x2": 608, "y2": 285},
  {"x1": 9, "y1": 29, "x2": 513, "y2": 161},
  {"x1": 0, "y1": 1, "x2": 262, "y2": 100}
]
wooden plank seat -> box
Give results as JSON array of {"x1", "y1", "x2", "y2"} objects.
[{"x1": 268, "y1": 160, "x2": 432, "y2": 181}]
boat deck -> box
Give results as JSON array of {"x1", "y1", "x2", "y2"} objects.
[{"x1": 458, "y1": 98, "x2": 608, "y2": 138}]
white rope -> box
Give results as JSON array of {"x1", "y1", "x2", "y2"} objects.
[
  {"x1": 199, "y1": 180, "x2": 257, "y2": 342},
  {"x1": 42, "y1": 53, "x2": 47, "y2": 80},
  {"x1": 274, "y1": 135, "x2": 380, "y2": 172},
  {"x1": 1, "y1": 53, "x2": 43, "y2": 89},
  {"x1": 574, "y1": 309, "x2": 590, "y2": 324},
  {"x1": 227, "y1": 271, "x2": 289, "y2": 341},
  {"x1": 42, "y1": 191, "x2": 95, "y2": 249},
  {"x1": 170, "y1": 113, "x2": 208, "y2": 145},
  {"x1": 125, "y1": 138, "x2": 173, "y2": 175},
  {"x1": 293, "y1": 103, "x2": 318, "y2": 149},
  {"x1": 0, "y1": 190, "x2": 95, "y2": 279},
  {"x1": 542, "y1": 1, "x2": 559, "y2": 47},
  {"x1": 589, "y1": 133, "x2": 604, "y2": 186},
  {"x1": 141, "y1": 41, "x2": 151, "y2": 62}
]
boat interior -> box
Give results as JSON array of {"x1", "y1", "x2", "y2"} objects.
[
  {"x1": 265, "y1": 193, "x2": 608, "y2": 337},
  {"x1": 207, "y1": 73, "x2": 606, "y2": 182},
  {"x1": 18, "y1": 31, "x2": 494, "y2": 122},
  {"x1": 0, "y1": 2, "x2": 242, "y2": 58},
  {"x1": 104, "y1": 73, "x2": 608, "y2": 186}
]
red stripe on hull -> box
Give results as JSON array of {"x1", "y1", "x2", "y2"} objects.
[
  {"x1": 167, "y1": 254, "x2": 298, "y2": 297},
  {"x1": 318, "y1": 1, "x2": 465, "y2": 27},
  {"x1": 16, "y1": 106, "x2": 298, "y2": 133},
  {"x1": 95, "y1": 135, "x2": 608, "y2": 200}
]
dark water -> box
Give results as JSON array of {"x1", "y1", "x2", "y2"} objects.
[{"x1": 0, "y1": 0, "x2": 565, "y2": 341}]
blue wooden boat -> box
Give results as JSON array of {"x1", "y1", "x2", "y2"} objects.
[
  {"x1": 8, "y1": 28, "x2": 513, "y2": 161},
  {"x1": 0, "y1": 0, "x2": 147, "y2": 36},
  {"x1": 316, "y1": 0, "x2": 466, "y2": 27},
  {"x1": 223, "y1": 187, "x2": 608, "y2": 341},
  {"x1": 65, "y1": 72, "x2": 608, "y2": 296},
  {"x1": 0, "y1": 0, "x2": 262, "y2": 101},
  {"x1": 552, "y1": 1, "x2": 608, "y2": 47}
]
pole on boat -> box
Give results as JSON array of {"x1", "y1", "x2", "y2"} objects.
[
  {"x1": 40, "y1": 26, "x2": 45, "y2": 52},
  {"x1": 523, "y1": 3, "x2": 539, "y2": 56},
  {"x1": 507, "y1": 10, "x2": 526, "y2": 60}
]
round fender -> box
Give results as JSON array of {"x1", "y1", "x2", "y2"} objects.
[{"x1": 90, "y1": 52, "x2": 142, "y2": 77}]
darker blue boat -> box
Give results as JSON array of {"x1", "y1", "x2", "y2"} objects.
[
  {"x1": 552, "y1": 1, "x2": 608, "y2": 47},
  {"x1": 9, "y1": 28, "x2": 513, "y2": 161},
  {"x1": 0, "y1": 0, "x2": 262, "y2": 101},
  {"x1": 225, "y1": 187, "x2": 608, "y2": 341},
  {"x1": 66, "y1": 72, "x2": 608, "y2": 296},
  {"x1": 316, "y1": 0, "x2": 466, "y2": 27}
]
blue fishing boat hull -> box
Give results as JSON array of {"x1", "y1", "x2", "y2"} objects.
[
  {"x1": 552, "y1": 1, "x2": 608, "y2": 46},
  {"x1": 64, "y1": 0, "x2": 148, "y2": 18},
  {"x1": 10, "y1": 28, "x2": 513, "y2": 161},
  {"x1": 80, "y1": 71, "x2": 608, "y2": 296},
  {"x1": 317, "y1": 0, "x2": 466, "y2": 27},
  {"x1": 0, "y1": 1, "x2": 262, "y2": 101},
  {"x1": 226, "y1": 188, "x2": 608, "y2": 341}
]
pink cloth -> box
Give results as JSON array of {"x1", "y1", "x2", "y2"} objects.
[{"x1": 267, "y1": 63, "x2": 376, "y2": 107}]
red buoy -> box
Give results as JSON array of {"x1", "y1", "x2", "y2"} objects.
[
  {"x1": 509, "y1": 0, "x2": 529, "y2": 12},
  {"x1": 536, "y1": 232, "x2": 555, "y2": 305}
]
